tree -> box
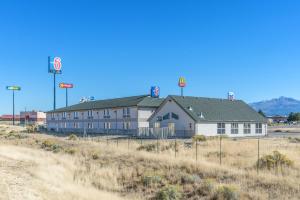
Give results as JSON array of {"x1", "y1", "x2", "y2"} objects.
[
  {"x1": 258, "y1": 109, "x2": 266, "y2": 117},
  {"x1": 287, "y1": 112, "x2": 300, "y2": 122}
]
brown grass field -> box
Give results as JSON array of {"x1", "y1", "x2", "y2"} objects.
[{"x1": 0, "y1": 124, "x2": 299, "y2": 200}]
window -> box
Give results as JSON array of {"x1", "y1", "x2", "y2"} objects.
[
  {"x1": 104, "y1": 109, "x2": 110, "y2": 118},
  {"x1": 87, "y1": 110, "x2": 93, "y2": 118},
  {"x1": 231, "y1": 123, "x2": 239, "y2": 134},
  {"x1": 123, "y1": 122, "x2": 131, "y2": 130},
  {"x1": 244, "y1": 123, "x2": 251, "y2": 134},
  {"x1": 255, "y1": 123, "x2": 262, "y2": 134},
  {"x1": 64, "y1": 122, "x2": 67, "y2": 128},
  {"x1": 51, "y1": 113, "x2": 55, "y2": 119},
  {"x1": 74, "y1": 122, "x2": 79, "y2": 128},
  {"x1": 156, "y1": 116, "x2": 162, "y2": 122},
  {"x1": 123, "y1": 108, "x2": 130, "y2": 118},
  {"x1": 217, "y1": 123, "x2": 225, "y2": 134},
  {"x1": 88, "y1": 123, "x2": 93, "y2": 129},
  {"x1": 62, "y1": 112, "x2": 66, "y2": 118},
  {"x1": 154, "y1": 122, "x2": 160, "y2": 128},
  {"x1": 74, "y1": 112, "x2": 78, "y2": 119},
  {"x1": 104, "y1": 122, "x2": 111, "y2": 129},
  {"x1": 171, "y1": 113, "x2": 179, "y2": 120},
  {"x1": 162, "y1": 113, "x2": 170, "y2": 120}
]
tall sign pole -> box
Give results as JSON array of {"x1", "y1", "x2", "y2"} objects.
[
  {"x1": 178, "y1": 77, "x2": 186, "y2": 97},
  {"x1": 59, "y1": 83, "x2": 74, "y2": 107},
  {"x1": 6, "y1": 86, "x2": 21, "y2": 125},
  {"x1": 48, "y1": 56, "x2": 62, "y2": 110}
]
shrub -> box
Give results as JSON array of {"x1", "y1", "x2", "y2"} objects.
[
  {"x1": 193, "y1": 135, "x2": 207, "y2": 142},
  {"x1": 155, "y1": 185, "x2": 181, "y2": 200},
  {"x1": 213, "y1": 185, "x2": 239, "y2": 200},
  {"x1": 288, "y1": 137, "x2": 300, "y2": 143},
  {"x1": 206, "y1": 151, "x2": 226, "y2": 158},
  {"x1": 257, "y1": 151, "x2": 293, "y2": 174},
  {"x1": 65, "y1": 148, "x2": 76, "y2": 155},
  {"x1": 142, "y1": 175, "x2": 162, "y2": 186},
  {"x1": 181, "y1": 174, "x2": 201, "y2": 184},
  {"x1": 137, "y1": 143, "x2": 157, "y2": 152},
  {"x1": 92, "y1": 152, "x2": 100, "y2": 160},
  {"x1": 68, "y1": 134, "x2": 78, "y2": 141},
  {"x1": 41, "y1": 139, "x2": 62, "y2": 153},
  {"x1": 26, "y1": 125, "x2": 38, "y2": 133}
]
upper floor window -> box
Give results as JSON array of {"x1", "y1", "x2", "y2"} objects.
[
  {"x1": 244, "y1": 123, "x2": 251, "y2": 134},
  {"x1": 255, "y1": 123, "x2": 262, "y2": 134},
  {"x1": 171, "y1": 113, "x2": 179, "y2": 120},
  {"x1": 217, "y1": 123, "x2": 225, "y2": 134},
  {"x1": 104, "y1": 109, "x2": 110, "y2": 118},
  {"x1": 123, "y1": 108, "x2": 130, "y2": 117},
  {"x1": 74, "y1": 112, "x2": 78, "y2": 118},
  {"x1": 62, "y1": 112, "x2": 66, "y2": 118},
  {"x1": 87, "y1": 110, "x2": 93, "y2": 118},
  {"x1": 51, "y1": 113, "x2": 55, "y2": 118},
  {"x1": 231, "y1": 123, "x2": 239, "y2": 134},
  {"x1": 162, "y1": 113, "x2": 170, "y2": 120}
]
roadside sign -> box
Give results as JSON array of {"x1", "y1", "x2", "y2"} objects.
[
  {"x1": 48, "y1": 56, "x2": 62, "y2": 73},
  {"x1": 59, "y1": 83, "x2": 73, "y2": 88},
  {"x1": 6, "y1": 86, "x2": 21, "y2": 91}
]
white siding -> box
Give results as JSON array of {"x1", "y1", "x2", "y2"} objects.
[{"x1": 149, "y1": 98, "x2": 195, "y2": 132}]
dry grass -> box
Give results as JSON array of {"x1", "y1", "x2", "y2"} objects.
[{"x1": 0, "y1": 124, "x2": 299, "y2": 200}]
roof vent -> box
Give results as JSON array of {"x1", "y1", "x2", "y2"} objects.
[
  {"x1": 188, "y1": 106, "x2": 193, "y2": 111},
  {"x1": 198, "y1": 112, "x2": 204, "y2": 119}
]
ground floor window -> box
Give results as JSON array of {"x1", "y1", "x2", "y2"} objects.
[
  {"x1": 154, "y1": 122, "x2": 160, "y2": 128},
  {"x1": 256, "y1": 123, "x2": 262, "y2": 134},
  {"x1": 104, "y1": 122, "x2": 111, "y2": 129},
  {"x1": 123, "y1": 122, "x2": 131, "y2": 130},
  {"x1": 217, "y1": 123, "x2": 225, "y2": 134},
  {"x1": 88, "y1": 123, "x2": 93, "y2": 129},
  {"x1": 74, "y1": 122, "x2": 79, "y2": 128},
  {"x1": 244, "y1": 123, "x2": 251, "y2": 134},
  {"x1": 231, "y1": 123, "x2": 239, "y2": 134}
]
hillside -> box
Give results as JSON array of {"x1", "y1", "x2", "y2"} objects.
[{"x1": 250, "y1": 96, "x2": 300, "y2": 116}]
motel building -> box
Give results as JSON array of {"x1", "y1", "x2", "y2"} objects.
[{"x1": 46, "y1": 94, "x2": 267, "y2": 138}]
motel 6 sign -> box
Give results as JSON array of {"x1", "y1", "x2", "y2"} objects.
[
  {"x1": 150, "y1": 86, "x2": 160, "y2": 98},
  {"x1": 48, "y1": 56, "x2": 62, "y2": 73}
]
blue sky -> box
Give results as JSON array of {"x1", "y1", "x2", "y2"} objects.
[{"x1": 0, "y1": 0, "x2": 300, "y2": 114}]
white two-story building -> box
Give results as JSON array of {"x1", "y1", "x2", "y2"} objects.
[{"x1": 46, "y1": 95, "x2": 163, "y2": 134}]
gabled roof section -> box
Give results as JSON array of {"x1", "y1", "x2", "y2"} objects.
[
  {"x1": 169, "y1": 95, "x2": 267, "y2": 123},
  {"x1": 47, "y1": 95, "x2": 163, "y2": 113}
]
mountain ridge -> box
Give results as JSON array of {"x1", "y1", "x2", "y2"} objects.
[{"x1": 249, "y1": 96, "x2": 300, "y2": 116}]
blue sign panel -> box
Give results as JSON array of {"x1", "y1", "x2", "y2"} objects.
[
  {"x1": 48, "y1": 56, "x2": 62, "y2": 73},
  {"x1": 150, "y1": 86, "x2": 160, "y2": 98}
]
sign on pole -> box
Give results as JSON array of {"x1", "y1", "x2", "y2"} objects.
[
  {"x1": 48, "y1": 56, "x2": 62, "y2": 74},
  {"x1": 178, "y1": 77, "x2": 186, "y2": 96},
  {"x1": 59, "y1": 83, "x2": 74, "y2": 88},
  {"x1": 6, "y1": 86, "x2": 21, "y2": 91},
  {"x1": 150, "y1": 86, "x2": 160, "y2": 98}
]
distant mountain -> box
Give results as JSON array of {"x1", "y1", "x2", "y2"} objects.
[{"x1": 249, "y1": 96, "x2": 300, "y2": 116}]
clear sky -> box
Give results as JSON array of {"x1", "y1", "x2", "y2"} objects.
[{"x1": 0, "y1": 0, "x2": 300, "y2": 114}]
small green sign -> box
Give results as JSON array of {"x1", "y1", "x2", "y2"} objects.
[{"x1": 6, "y1": 86, "x2": 21, "y2": 91}]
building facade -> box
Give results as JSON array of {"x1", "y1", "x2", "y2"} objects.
[
  {"x1": 20, "y1": 111, "x2": 46, "y2": 126},
  {"x1": 149, "y1": 95, "x2": 268, "y2": 137},
  {"x1": 46, "y1": 95, "x2": 163, "y2": 134}
]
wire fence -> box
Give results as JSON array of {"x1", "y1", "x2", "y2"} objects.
[{"x1": 78, "y1": 134, "x2": 299, "y2": 175}]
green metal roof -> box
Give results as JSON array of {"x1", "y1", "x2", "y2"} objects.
[
  {"x1": 48, "y1": 95, "x2": 164, "y2": 113},
  {"x1": 169, "y1": 95, "x2": 267, "y2": 123}
]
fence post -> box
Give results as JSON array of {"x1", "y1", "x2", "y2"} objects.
[
  {"x1": 196, "y1": 141, "x2": 198, "y2": 162},
  {"x1": 257, "y1": 137, "x2": 260, "y2": 174},
  {"x1": 156, "y1": 136, "x2": 159, "y2": 153},
  {"x1": 219, "y1": 135, "x2": 222, "y2": 165},
  {"x1": 128, "y1": 137, "x2": 130, "y2": 151},
  {"x1": 106, "y1": 135, "x2": 109, "y2": 146},
  {"x1": 116, "y1": 137, "x2": 119, "y2": 147},
  {"x1": 175, "y1": 139, "x2": 177, "y2": 158}
]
